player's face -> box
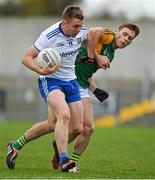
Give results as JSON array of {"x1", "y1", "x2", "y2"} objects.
[
  {"x1": 114, "y1": 27, "x2": 136, "y2": 49},
  {"x1": 62, "y1": 18, "x2": 83, "y2": 37}
]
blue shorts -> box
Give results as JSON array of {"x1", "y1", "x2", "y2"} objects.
[{"x1": 38, "y1": 77, "x2": 81, "y2": 103}]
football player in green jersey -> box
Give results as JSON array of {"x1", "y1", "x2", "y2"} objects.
[{"x1": 52, "y1": 22, "x2": 140, "y2": 170}]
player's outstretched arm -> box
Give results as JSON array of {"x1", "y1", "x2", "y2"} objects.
[
  {"x1": 86, "y1": 27, "x2": 104, "y2": 61},
  {"x1": 87, "y1": 27, "x2": 111, "y2": 68}
]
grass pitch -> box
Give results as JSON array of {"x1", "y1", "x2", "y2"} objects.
[{"x1": 0, "y1": 121, "x2": 155, "y2": 179}]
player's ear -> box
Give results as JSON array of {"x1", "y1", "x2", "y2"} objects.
[
  {"x1": 62, "y1": 19, "x2": 67, "y2": 26},
  {"x1": 62, "y1": 19, "x2": 69, "y2": 26}
]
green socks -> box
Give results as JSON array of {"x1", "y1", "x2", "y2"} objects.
[
  {"x1": 13, "y1": 135, "x2": 28, "y2": 150},
  {"x1": 70, "y1": 152, "x2": 81, "y2": 164}
]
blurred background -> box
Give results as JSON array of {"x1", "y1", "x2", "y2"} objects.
[{"x1": 0, "y1": 0, "x2": 155, "y2": 127}]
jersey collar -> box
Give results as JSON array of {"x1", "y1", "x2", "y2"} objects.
[{"x1": 59, "y1": 22, "x2": 70, "y2": 37}]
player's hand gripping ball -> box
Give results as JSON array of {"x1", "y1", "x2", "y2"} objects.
[{"x1": 36, "y1": 48, "x2": 61, "y2": 68}]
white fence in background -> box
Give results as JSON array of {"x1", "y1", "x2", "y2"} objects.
[{"x1": 0, "y1": 17, "x2": 155, "y2": 80}]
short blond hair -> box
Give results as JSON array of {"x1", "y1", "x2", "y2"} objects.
[{"x1": 62, "y1": 6, "x2": 84, "y2": 21}]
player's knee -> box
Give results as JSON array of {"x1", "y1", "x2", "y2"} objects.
[
  {"x1": 44, "y1": 121, "x2": 54, "y2": 132},
  {"x1": 57, "y1": 111, "x2": 70, "y2": 124},
  {"x1": 72, "y1": 124, "x2": 83, "y2": 135},
  {"x1": 83, "y1": 124, "x2": 95, "y2": 137},
  {"x1": 46, "y1": 125, "x2": 53, "y2": 132}
]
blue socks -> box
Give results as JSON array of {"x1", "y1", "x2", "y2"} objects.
[{"x1": 60, "y1": 152, "x2": 68, "y2": 165}]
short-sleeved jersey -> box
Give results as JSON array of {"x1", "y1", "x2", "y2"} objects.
[
  {"x1": 75, "y1": 28, "x2": 115, "y2": 88},
  {"x1": 34, "y1": 22, "x2": 88, "y2": 81}
]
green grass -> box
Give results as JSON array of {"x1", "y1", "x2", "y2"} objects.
[{"x1": 0, "y1": 121, "x2": 155, "y2": 179}]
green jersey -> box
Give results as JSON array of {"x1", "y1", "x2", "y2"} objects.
[{"x1": 75, "y1": 29, "x2": 115, "y2": 88}]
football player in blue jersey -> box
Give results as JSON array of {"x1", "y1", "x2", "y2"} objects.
[{"x1": 6, "y1": 5, "x2": 89, "y2": 173}]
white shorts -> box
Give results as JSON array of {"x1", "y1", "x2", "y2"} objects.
[{"x1": 79, "y1": 86, "x2": 90, "y2": 98}]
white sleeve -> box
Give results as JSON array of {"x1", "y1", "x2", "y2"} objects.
[
  {"x1": 81, "y1": 26, "x2": 88, "y2": 41},
  {"x1": 34, "y1": 33, "x2": 50, "y2": 52},
  {"x1": 83, "y1": 30, "x2": 88, "y2": 41}
]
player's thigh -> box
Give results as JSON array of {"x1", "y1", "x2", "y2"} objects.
[
  {"x1": 82, "y1": 97, "x2": 94, "y2": 127},
  {"x1": 47, "y1": 89, "x2": 70, "y2": 119},
  {"x1": 68, "y1": 100, "x2": 83, "y2": 130}
]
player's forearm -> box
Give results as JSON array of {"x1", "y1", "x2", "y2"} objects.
[
  {"x1": 86, "y1": 38, "x2": 96, "y2": 59},
  {"x1": 95, "y1": 52, "x2": 110, "y2": 69},
  {"x1": 22, "y1": 56, "x2": 42, "y2": 74},
  {"x1": 22, "y1": 47, "x2": 43, "y2": 75},
  {"x1": 88, "y1": 78, "x2": 97, "y2": 93}
]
